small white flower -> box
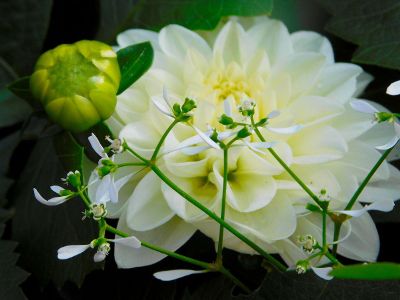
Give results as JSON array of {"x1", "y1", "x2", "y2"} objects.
[
  {"x1": 311, "y1": 267, "x2": 333, "y2": 280},
  {"x1": 295, "y1": 260, "x2": 309, "y2": 274},
  {"x1": 90, "y1": 203, "x2": 108, "y2": 220},
  {"x1": 105, "y1": 135, "x2": 123, "y2": 153},
  {"x1": 386, "y1": 80, "x2": 400, "y2": 95},
  {"x1": 33, "y1": 185, "x2": 73, "y2": 206},
  {"x1": 297, "y1": 234, "x2": 317, "y2": 254},
  {"x1": 152, "y1": 86, "x2": 185, "y2": 118},
  {"x1": 57, "y1": 236, "x2": 141, "y2": 261},
  {"x1": 350, "y1": 100, "x2": 400, "y2": 150},
  {"x1": 334, "y1": 199, "x2": 395, "y2": 218},
  {"x1": 153, "y1": 269, "x2": 207, "y2": 281}
]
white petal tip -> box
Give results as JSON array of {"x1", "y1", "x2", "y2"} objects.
[
  {"x1": 153, "y1": 269, "x2": 206, "y2": 281},
  {"x1": 386, "y1": 80, "x2": 400, "y2": 95}
]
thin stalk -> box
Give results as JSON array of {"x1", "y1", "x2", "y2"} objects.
[
  {"x1": 117, "y1": 162, "x2": 147, "y2": 168},
  {"x1": 332, "y1": 146, "x2": 394, "y2": 253},
  {"x1": 216, "y1": 147, "x2": 228, "y2": 265},
  {"x1": 123, "y1": 141, "x2": 149, "y2": 164},
  {"x1": 106, "y1": 224, "x2": 211, "y2": 270},
  {"x1": 345, "y1": 147, "x2": 393, "y2": 210},
  {"x1": 78, "y1": 190, "x2": 91, "y2": 209},
  {"x1": 151, "y1": 119, "x2": 179, "y2": 161},
  {"x1": 150, "y1": 165, "x2": 287, "y2": 272},
  {"x1": 250, "y1": 117, "x2": 323, "y2": 208}
]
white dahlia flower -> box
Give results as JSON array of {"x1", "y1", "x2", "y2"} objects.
[{"x1": 90, "y1": 17, "x2": 400, "y2": 268}]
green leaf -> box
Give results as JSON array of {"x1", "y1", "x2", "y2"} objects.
[
  {"x1": 98, "y1": 0, "x2": 273, "y2": 42},
  {"x1": 54, "y1": 132, "x2": 84, "y2": 175},
  {"x1": 234, "y1": 271, "x2": 400, "y2": 300},
  {"x1": 331, "y1": 263, "x2": 400, "y2": 280},
  {"x1": 0, "y1": 209, "x2": 29, "y2": 300},
  {"x1": 117, "y1": 42, "x2": 154, "y2": 94},
  {"x1": 0, "y1": 89, "x2": 32, "y2": 128},
  {"x1": 317, "y1": 0, "x2": 400, "y2": 70},
  {"x1": 0, "y1": 0, "x2": 53, "y2": 75},
  {"x1": 7, "y1": 76, "x2": 36, "y2": 106},
  {"x1": 12, "y1": 136, "x2": 102, "y2": 287}
]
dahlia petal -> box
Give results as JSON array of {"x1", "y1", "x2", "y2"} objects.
[
  {"x1": 159, "y1": 25, "x2": 211, "y2": 59},
  {"x1": 311, "y1": 267, "x2": 333, "y2": 280},
  {"x1": 115, "y1": 213, "x2": 196, "y2": 268},
  {"x1": 126, "y1": 172, "x2": 174, "y2": 231},
  {"x1": 350, "y1": 100, "x2": 378, "y2": 114},
  {"x1": 291, "y1": 31, "x2": 334, "y2": 64},
  {"x1": 110, "y1": 236, "x2": 142, "y2": 248},
  {"x1": 375, "y1": 136, "x2": 399, "y2": 150},
  {"x1": 336, "y1": 199, "x2": 395, "y2": 217},
  {"x1": 213, "y1": 20, "x2": 246, "y2": 64},
  {"x1": 117, "y1": 29, "x2": 160, "y2": 50},
  {"x1": 267, "y1": 125, "x2": 303, "y2": 134}
]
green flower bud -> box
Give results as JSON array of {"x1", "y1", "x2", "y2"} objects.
[
  {"x1": 219, "y1": 114, "x2": 234, "y2": 126},
  {"x1": 30, "y1": 40, "x2": 121, "y2": 132}
]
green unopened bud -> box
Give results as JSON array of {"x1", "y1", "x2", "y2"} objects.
[
  {"x1": 296, "y1": 260, "x2": 310, "y2": 274},
  {"x1": 30, "y1": 40, "x2": 121, "y2": 132},
  {"x1": 64, "y1": 171, "x2": 81, "y2": 189},
  {"x1": 172, "y1": 103, "x2": 181, "y2": 116},
  {"x1": 181, "y1": 98, "x2": 197, "y2": 113},
  {"x1": 237, "y1": 126, "x2": 253, "y2": 138},
  {"x1": 219, "y1": 114, "x2": 234, "y2": 126}
]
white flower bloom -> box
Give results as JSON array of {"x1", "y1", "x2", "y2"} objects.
[
  {"x1": 57, "y1": 236, "x2": 141, "y2": 261},
  {"x1": 350, "y1": 100, "x2": 400, "y2": 150},
  {"x1": 153, "y1": 269, "x2": 207, "y2": 281},
  {"x1": 100, "y1": 16, "x2": 400, "y2": 268},
  {"x1": 33, "y1": 185, "x2": 72, "y2": 206}
]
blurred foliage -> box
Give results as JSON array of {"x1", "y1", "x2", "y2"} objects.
[{"x1": 318, "y1": 0, "x2": 400, "y2": 70}]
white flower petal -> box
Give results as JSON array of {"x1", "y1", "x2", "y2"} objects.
[
  {"x1": 93, "y1": 251, "x2": 106, "y2": 262},
  {"x1": 336, "y1": 199, "x2": 395, "y2": 217},
  {"x1": 115, "y1": 213, "x2": 196, "y2": 268},
  {"x1": 213, "y1": 20, "x2": 246, "y2": 64},
  {"x1": 192, "y1": 127, "x2": 220, "y2": 149},
  {"x1": 350, "y1": 100, "x2": 378, "y2": 114},
  {"x1": 88, "y1": 133, "x2": 105, "y2": 157},
  {"x1": 154, "y1": 269, "x2": 206, "y2": 281},
  {"x1": 57, "y1": 244, "x2": 90, "y2": 260},
  {"x1": 33, "y1": 188, "x2": 69, "y2": 206},
  {"x1": 50, "y1": 185, "x2": 64, "y2": 194},
  {"x1": 386, "y1": 80, "x2": 400, "y2": 95},
  {"x1": 291, "y1": 31, "x2": 334, "y2": 64},
  {"x1": 127, "y1": 172, "x2": 174, "y2": 231},
  {"x1": 152, "y1": 96, "x2": 174, "y2": 118},
  {"x1": 111, "y1": 236, "x2": 142, "y2": 248},
  {"x1": 376, "y1": 136, "x2": 399, "y2": 150},
  {"x1": 181, "y1": 145, "x2": 211, "y2": 155},
  {"x1": 267, "y1": 124, "x2": 303, "y2": 134},
  {"x1": 109, "y1": 178, "x2": 118, "y2": 203},
  {"x1": 267, "y1": 110, "x2": 280, "y2": 119},
  {"x1": 117, "y1": 29, "x2": 160, "y2": 50},
  {"x1": 311, "y1": 267, "x2": 333, "y2": 280},
  {"x1": 223, "y1": 98, "x2": 232, "y2": 117}
]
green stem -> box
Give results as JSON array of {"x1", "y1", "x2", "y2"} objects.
[
  {"x1": 106, "y1": 224, "x2": 211, "y2": 270},
  {"x1": 151, "y1": 119, "x2": 179, "y2": 161},
  {"x1": 117, "y1": 162, "x2": 147, "y2": 168},
  {"x1": 216, "y1": 147, "x2": 228, "y2": 265},
  {"x1": 123, "y1": 141, "x2": 149, "y2": 164},
  {"x1": 332, "y1": 146, "x2": 394, "y2": 253},
  {"x1": 78, "y1": 190, "x2": 91, "y2": 209},
  {"x1": 219, "y1": 266, "x2": 251, "y2": 294},
  {"x1": 250, "y1": 117, "x2": 323, "y2": 208},
  {"x1": 150, "y1": 165, "x2": 287, "y2": 272},
  {"x1": 322, "y1": 209, "x2": 327, "y2": 247},
  {"x1": 345, "y1": 146, "x2": 394, "y2": 210}
]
